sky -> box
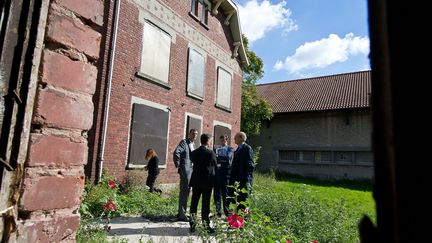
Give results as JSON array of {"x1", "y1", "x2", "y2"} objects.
[{"x1": 236, "y1": 0, "x2": 370, "y2": 84}]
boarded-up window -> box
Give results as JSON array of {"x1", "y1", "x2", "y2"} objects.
[
  {"x1": 187, "y1": 48, "x2": 205, "y2": 98},
  {"x1": 140, "y1": 21, "x2": 171, "y2": 84},
  {"x1": 186, "y1": 115, "x2": 202, "y2": 149},
  {"x1": 319, "y1": 151, "x2": 333, "y2": 162},
  {"x1": 216, "y1": 67, "x2": 232, "y2": 110},
  {"x1": 128, "y1": 103, "x2": 169, "y2": 167},
  {"x1": 213, "y1": 125, "x2": 231, "y2": 146},
  {"x1": 279, "y1": 150, "x2": 299, "y2": 161},
  {"x1": 302, "y1": 151, "x2": 315, "y2": 162},
  {"x1": 335, "y1": 151, "x2": 352, "y2": 162}
]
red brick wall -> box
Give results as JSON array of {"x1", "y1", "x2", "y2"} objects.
[
  {"x1": 17, "y1": 0, "x2": 104, "y2": 241},
  {"x1": 96, "y1": 0, "x2": 242, "y2": 183}
]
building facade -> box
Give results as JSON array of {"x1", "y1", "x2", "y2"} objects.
[
  {"x1": 250, "y1": 71, "x2": 373, "y2": 180},
  {"x1": 87, "y1": 0, "x2": 248, "y2": 183}
]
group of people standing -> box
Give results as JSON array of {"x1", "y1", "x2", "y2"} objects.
[{"x1": 173, "y1": 129, "x2": 254, "y2": 233}]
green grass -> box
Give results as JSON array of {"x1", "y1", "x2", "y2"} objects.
[
  {"x1": 78, "y1": 172, "x2": 376, "y2": 243},
  {"x1": 118, "y1": 186, "x2": 178, "y2": 219},
  {"x1": 252, "y1": 172, "x2": 375, "y2": 242}
]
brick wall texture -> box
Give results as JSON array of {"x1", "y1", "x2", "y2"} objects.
[
  {"x1": 17, "y1": 0, "x2": 104, "y2": 241},
  {"x1": 91, "y1": 0, "x2": 243, "y2": 183}
]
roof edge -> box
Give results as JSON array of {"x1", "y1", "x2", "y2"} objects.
[
  {"x1": 272, "y1": 106, "x2": 371, "y2": 114},
  {"x1": 257, "y1": 70, "x2": 372, "y2": 86},
  {"x1": 224, "y1": 0, "x2": 249, "y2": 68}
]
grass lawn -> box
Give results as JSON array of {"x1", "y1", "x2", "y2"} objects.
[
  {"x1": 78, "y1": 172, "x2": 376, "y2": 243},
  {"x1": 252, "y1": 173, "x2": 376, "y2": 242}
]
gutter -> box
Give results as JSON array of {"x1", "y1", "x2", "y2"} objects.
[
  {"x1": 224, "y1": 0, "x2": 249, "y2": 67},
  {"x1": 98, "y1": 0, "x2": 121, "y2": 181}
]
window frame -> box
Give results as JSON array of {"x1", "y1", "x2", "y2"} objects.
[
  {"x1": 186, "y1": 48, "x2": 206, "y2": 100},
  {"x1": 126, "y1": 97, "x2": 171, "y2": 169},
  {"x1": 213, "y1": 120, "x2": 232, "y2": 147},
  {"x1": 137, "y1": 20, "x2": 172, "y2": 89},
  {"x1": 215, "y1": 66, "x2": 232, "y2": 112},
  {"x1": 184, "y1": 112, "x2": 203, "y2": 150},
  {"x1": 190, "y1": 0, "x2": 210, "y2": 27}
]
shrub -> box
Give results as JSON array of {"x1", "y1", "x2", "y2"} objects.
[{"x1": 80, "y1": 175, "x2": 120, "y2": 220}]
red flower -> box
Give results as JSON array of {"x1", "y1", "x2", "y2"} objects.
[
  {"x1": 286, "y1": 240, "x2": 290, "y2": 243},
  {"x1": 311, "y1": 241, "x2": 318, "y2": 243},
  {"x1": 103, "y1": 199, "x2": 117, "y2": 211},
  {"x1": 108, "y1": 179, "x2": 116, "y2": 189},
  {"x1": 228, "y1": 214, "x2": 244, "y2": 229}
]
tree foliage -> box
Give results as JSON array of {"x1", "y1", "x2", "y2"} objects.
[{"x1": 241, "y1": 35, "x2": 273, "y2": 136}]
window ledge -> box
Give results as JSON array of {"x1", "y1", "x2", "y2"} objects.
[
  {"x1": 189, "y1": 12, "x2": 200, "y2": 21},
  {"x1": 126, "y1": 164, "x2": 167, "y2": 170},
  {"x1": 278, "y1": 161, "x2": 374, "y2": 167},
  {"x1": 136, "y1": 71, "x2": 172, "y2": 90},
  {"x1": 200, "y1": 21, "x2": 209, "y2": 30},
  {"x1": 126, "y1": 164, "x2": 145, "y2": 170},
  {"x1": 187, "y1": 92, "x2": 204, "y2": 101},
  {"x1": 215, "y1": 103, "x2": 232, "y2": 113}
]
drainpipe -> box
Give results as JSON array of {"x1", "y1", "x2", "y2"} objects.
[{"x1": 98, "y1": 0, "x2": 121, "y2": 182}]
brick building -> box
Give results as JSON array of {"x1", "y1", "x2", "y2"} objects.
[
  {"x1": 86, "y1": 0, "x2": 248, "y2": 183},
  {"x1": 250, "y1": 71, "x2": 373, "y2": 180},
  {"x1": 0, "y1": 0, "x2": 247, "y2": 240}
]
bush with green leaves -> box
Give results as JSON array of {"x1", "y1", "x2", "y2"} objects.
[
  {"x1": 80, "y1": 175, "x2": 121, "y2": 220},
  {"x1": 193, "y1": 182, "x2": 297, "y2": 243}
]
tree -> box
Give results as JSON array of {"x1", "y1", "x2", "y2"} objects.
[{"x1": 240, "y1": 35, "x2": 273, "y2": 136}]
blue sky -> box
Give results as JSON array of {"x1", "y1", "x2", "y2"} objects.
[{"x1": 236, "y1": 0, "x2": 370, "y2": 84}]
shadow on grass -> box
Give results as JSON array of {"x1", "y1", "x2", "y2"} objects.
[{"x1": 272, "y1": 171, "x2": 373, "y2": 191}]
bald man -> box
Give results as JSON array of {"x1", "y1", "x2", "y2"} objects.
[{"x1": 229, "y1": 132, "x2": 254, "y2": 212}]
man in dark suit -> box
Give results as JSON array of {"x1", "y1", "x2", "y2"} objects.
[
  {"x1": 189, "y1": 133, "x2": 217, "y2": 233},
  {"x1": 173, "y1": 129, "x2": 198, "y2": 221},
  {"x1": 229, "y1": 132, "x2": 254, "y2": 212}
]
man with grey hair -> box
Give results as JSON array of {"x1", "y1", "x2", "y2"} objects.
[{"x1": 229, "y1": 131, "x2": 254, "y2": 212}]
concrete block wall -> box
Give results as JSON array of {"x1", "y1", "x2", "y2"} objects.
[
  {"x1": 16, "y1": 0, "x2": 104, "y2": 241},
  {"x1": 250, "y1": 109, "x2": 373, "y2": 179}
]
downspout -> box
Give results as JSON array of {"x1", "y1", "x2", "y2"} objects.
[{"x1": 98, "y1": 0, "x2": 121, "y2": 181}]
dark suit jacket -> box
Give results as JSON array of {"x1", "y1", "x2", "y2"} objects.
[
  {"x1": 173, "y1": 139, "x2": 193, "y2": 175},
  {"x1": 189, "y1": 145, "x2": 217, "y2": 188},
  {"x1": 230, "y1": 143, "x2": 254, "y2": 186}
]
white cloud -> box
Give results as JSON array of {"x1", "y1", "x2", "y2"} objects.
[
  {"x1": 238, "y1": 0, "x2": 298, "y2": 44},
  {"x1": 274, "y1": 33, "x2": 370, "y2": 73}
]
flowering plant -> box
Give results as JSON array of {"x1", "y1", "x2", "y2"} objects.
[
  {"x1": 103, "y1": 198, "x2": 117, "y2": 211},
  {"x1": 205, "y1": 182, "x2": 296, "y2": 242},
  {"x1": 79, "y1": 172, "x2": 120, "y2": 233},
  {"x1": 108, "y1": 179, "x2": 117, "y2": 189},
  {"x1": 228, "y1": 214, "x2": 244, "y2": 229}
]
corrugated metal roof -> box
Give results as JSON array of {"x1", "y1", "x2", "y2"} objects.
[{"x1": 256, "y1": 71, "x2": 371, "y2": 113}]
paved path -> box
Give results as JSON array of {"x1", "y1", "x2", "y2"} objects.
[{"x1": 107, "y1": 216, "x2": 216, "y2": 243}]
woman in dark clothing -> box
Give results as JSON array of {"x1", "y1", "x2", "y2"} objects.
[{"x1": 145, "y1": 148, "x2": 162, "y2": 194}]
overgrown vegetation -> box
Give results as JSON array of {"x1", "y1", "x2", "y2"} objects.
[
  {"x1": 77, "y1": 171, "x2": 374, "y2": 243},
  {"x1": 252, "y1": 173, "x2": 375, "y2": 242},
  {"x1": 77, "y1": 171, "x2": 178, "y2": 243}
]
